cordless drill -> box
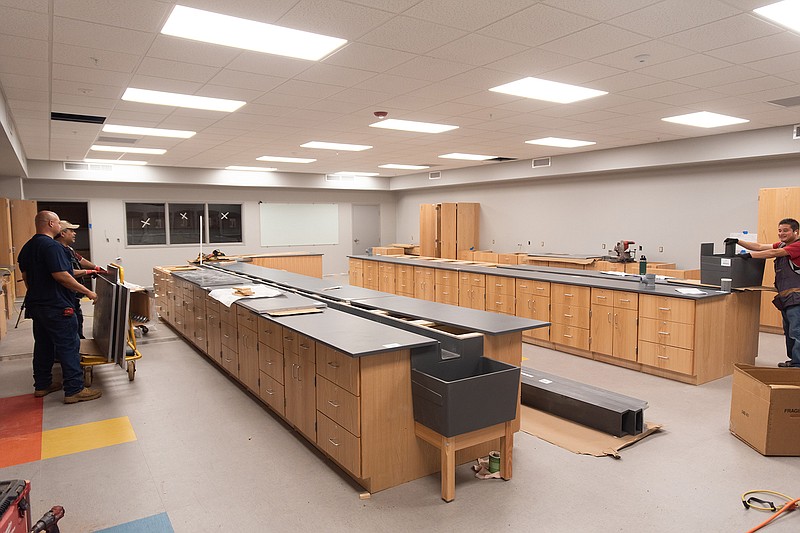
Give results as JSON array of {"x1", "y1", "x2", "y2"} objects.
[{"x1": 30, "y1": 505, "x2": 64, "y2": 533}]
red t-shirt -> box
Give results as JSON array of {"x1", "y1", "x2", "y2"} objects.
[{"x1": 773, "y1": 240, "x2": 800, "y2": 268}]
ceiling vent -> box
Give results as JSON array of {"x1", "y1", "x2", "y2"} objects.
[
  {"x1": 96, "y1": 136, "x2": 137, "y2": 144},
  {"x1": 429, "y1": 171, "x2": 441, "y2": 180},
  {"x1": 63, "y1": 162, "x2": 113, "y2": 172},
  {"x1": 532, "y1": 157, "x2": 551, "y2": 168},
  {"x1": 51, "y1": 112, "x2": 106, "y2": 124},
  {"x1": 794, "y1": 125, "x2": 800, "y2": 140},
  {"x1": 325, "y1": 174, "x2": 354, "y2": 182},
  {"x1": 768, "y1": 95, "x2": 800, "y2": 108}
]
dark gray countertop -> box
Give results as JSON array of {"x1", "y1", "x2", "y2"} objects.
[
  {"x1": 351, "y1": 294, "x2": 548, "y2": 335},
  {"x1": 349, "y1": 255, "x2": 725, "y2": 301},
  {"x1": 266, "y1": 306, "x2": 438, "y2": 357},
  {"x1": 236, "y1": 292, "x2": 326, "y2": 315},
  {"x1": 171, "y1": 268, "x2": 253, "y2": 288}
]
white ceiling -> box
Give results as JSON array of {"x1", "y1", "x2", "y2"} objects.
[{"x1": 2, "y1": 0, "x2": 800, "y2": 179}]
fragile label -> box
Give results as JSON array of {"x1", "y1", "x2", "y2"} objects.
[{"x1": 720, "y1": 258, "x2": 731, "y2": 267}]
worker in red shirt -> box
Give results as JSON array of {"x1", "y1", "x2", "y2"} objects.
[{"x1": 729, "y1": 218, "x2": 800, "y2": 368}]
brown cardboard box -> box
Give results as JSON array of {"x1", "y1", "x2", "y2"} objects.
[{"x1": 729, "y1": 364, "x2": 800, "y2": 456}]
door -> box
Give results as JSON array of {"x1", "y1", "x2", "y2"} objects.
[
  {"x1": 10, "y1": 199, "x2": 37, "y2": 297},
  {"x1": 352, "y1": 204, "x2": 380, "y2": 255}
]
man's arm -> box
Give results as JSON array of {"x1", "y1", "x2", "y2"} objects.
[
  {"x1": 51, "y1": 271, "x2": 97, "y2": 301},
  {"x1": 20, "y1": 271, "x2": 29, "y2": 290},
  {"x1": 735, "y1": 240, "x2": 773, "y2": 252},
  {"x1": 745, "y1": 247, "x2": 788, "y2": 259},
  {"x1": 78, "y1": 257, "x2": 98, "y2": 270}
]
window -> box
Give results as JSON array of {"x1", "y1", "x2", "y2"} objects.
[{"x1": 125, "y1": 202, "x2": 243, "y2": 246}]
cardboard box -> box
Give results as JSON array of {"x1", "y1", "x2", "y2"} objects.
[{"x1": 729, "y1": 364, "x2": 800, "y2": 456}]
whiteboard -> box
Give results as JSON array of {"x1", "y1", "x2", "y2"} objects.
[{"x1": 260, "y1": 203, "x2": 339, "y2": 246}]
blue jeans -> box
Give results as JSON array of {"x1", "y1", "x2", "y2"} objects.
[
  {"x1": 782, "y1": 304, "x2": 800, "y2": 367},
  {"x1": 28, "y1": 305, "x2": 83, "y2": 395}
]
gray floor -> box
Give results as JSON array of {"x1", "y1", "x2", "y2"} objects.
[{"x1": 1, "y1": 299, "x2": 799, "y2": 533}]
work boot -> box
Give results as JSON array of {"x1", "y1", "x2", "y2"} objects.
[
  {"x1": 34, "y1": 382, "x2": 63, "y2": 398},
  {"x1": 64, "y1": 387, "x2": 102, "y2": 404},
  {"x1": 778, "y1": 361, "x2": 798, "y2": 368}
]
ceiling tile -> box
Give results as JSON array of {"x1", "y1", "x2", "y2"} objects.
[
  {"x1": 676, "y1": 65, "x2": 765, "y2": 89},
  {"x1": 53, "y1": 16, "x2": 155, "y2": 55},
  {"x1": 707, "y1": 32, "x2": 800, "y2": 63},
  {"x1": 52, "y1": 63, "x2": 132, "y2": 87},
  {"x1": 52, "y1": 79, "x2": 124, "y2": 99},
  {"x1": 543, "y1": 61, "x2": 624, "y2": 85},
  {"x1": 0, "y1": 35, "x2": 48, "y2": 61},
  {"x1": 713, "y1": 75, "x2": 794, "y2": 96},
  {"x1": 0, "y1": 55, "x2": 49, "y2": 77},
  {"x1": 637, "y1": 54, "x2": 732, "y2": 82},
  {"x1": 147, "y1": 34, "x2": 242, "y2": 68},
  {"x1": 224, "y1": 52, "x2": 312, "y2": 78},
  {"x1": 127, "y1": 74, "x2": 202, "y2": 94},
  {"x1": 662, "y1": 13, "x2": 782, "y2": 52},
  {"x1": 354, "y1": 73, "x2": 430, "y2": 95},
  {"x1": 403, "y1": 0, "x2": 534, "y2": 31},
  {"x1": 0, "y1": 72, "x2": 48, "y2": 92},
  {"x1": 138, "y1": 57, "x2": 221, "y2": 84},
  {"x1": 54, "y1": 0, "x2": 170, "y2": 32},
  {"x1": 478, "y1": 4, "x2": 596, "y2": 47},
  {"x1": 360, "y1": 15, "x2": 467, "y2": 54},
  {"x1": 541, "y1": 0, "x2": 663, "y2": 21},
  {"x1": 53, "y1": 43, "x2": 141, "y2": 73},
  {"x1": 195, "y1": 84, "x2": 265, "y2": 102},
  {"x1": 592, "y1": 39, "x2": 693, "y2": 71},
  {"x1": 0, "y1": 5, "x2": 49, "y2": 40},
  {"x1": 295, "y1": 63, "x2": 377, "y2": 87},
  {"x1": 540, "y1": 23, "x2": 648, "y2": 60},
  {"x1": 428, "y1": 34, "x2": 527, "y2": 67},
  {"x1": 277, "y1": 0, "x2": 394, "y2": 40},
  {"x1": 271, "y1": 79, "x2": 344, "y2": 99},
  {"x1": 610, "y1": 0, "x2": 739, "y2": 38},
  {"x1": 323, "y1": 42, "x2": 415, "y2": 73},
  {"x1": 386, "y1": 56, "x2": 473, "y2": 82}
]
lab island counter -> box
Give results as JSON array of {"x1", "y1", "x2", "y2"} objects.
[
  {"x1": 154, "y1": 264, "x2": 543, "y2": 494},
  {"x1": 348, "y1": 254, "x2": 761, "y2": 385}
]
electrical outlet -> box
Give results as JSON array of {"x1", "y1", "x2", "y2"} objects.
[
  {"x1": 659, "y1": 246, "x2": 664, "y2": 253},
  {"x1": 602, "y1": 243, "x2": 606, "y2": 249},
  {"x1": 492, "y1": 239, "x2": 495, "y2": 245},
  {"x1": 528, "y1": 240, "x2": 531, "y2": 245},
  {"x1": 540, "y1": 241, "x2": 545, "y2": 247}
]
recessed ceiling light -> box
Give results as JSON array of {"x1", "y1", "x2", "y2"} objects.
[
  {"x1": 84, "y1": 158, "x2": 148, "y2": 166},
  {"x1": 225, "y1": 166, "x2": 277, "y2": 172},
  {"x1": 525, "y1": 137, "x2": 596, "y2": 148},
  {"x1": 256, "y1": 155, "x2": 316, "y2": 163},
  {"x1": 438, "y1": 153, "x2": 496, "y2": 161},
  {"x1": 122, "y1": 88, "x2": 245, "y2": 112},
  {"x1": 90, "y1": 145, "x2": 166, "y2": 155},
  {"x1": 661, "y1": 111, "x2": 749, "y2": 128},
  {"x1": 162, "y1": 5, "x2": 347, "y2": 61},
  {"x1": 369, "y1": 119, "x2": 458, "y2": 134},
  {"x1": 103, "y1": 124, "x2": 196, "y2": 138},
  {"x1": 379, "y1": 164, "x2": 431, "y2": 170},
  {"x1": 332, "y1": 171, "x2": 380, "y2": 177},
  {"x1": 754, "y1": 1, "x2": 800, "y2": 33},
  {"x1": 301, "y1": 141, "x2": 372, "y2": 151},
  {"x1": 489, "y1": 77, "x2": 608, "y2": 104}
]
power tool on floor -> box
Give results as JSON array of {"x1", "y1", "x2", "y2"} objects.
[{"x1": 30, "y1": 506, "x2": 64, "y2": 533}]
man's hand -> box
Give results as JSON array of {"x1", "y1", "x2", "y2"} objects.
[
  {"x1": 740, "y1": 252, "x2": 752, "y2": 259},
  {"x1": 86, "y1": 290, "x2": 98, "y2": 302},
  {"x1": 724, "y1": 238, "x2": 739, "y2": 245}
]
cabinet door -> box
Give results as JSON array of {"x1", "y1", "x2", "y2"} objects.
[
  {"x1": 363, "y1": 260, "x2": 379, "y2": 290},
  {"x1": 238, "y1": 329, "x2": 259, "y2": 392},
  {"x1": 207, "y1": 311, "x2": 222, "y2": 365},
  {"x1": 378, "y1": 263, "x2": 396, "y2": 293},
  {"x1": 590, "y1": 304, "x2": 614, "y2": 356},
  {"x1": 613, "y1": 308, "x2": 638, "y2": 362},
  {"x1": 349, "y1": 258, "x2": 363, "y2": 286},
  {"x1": 414, "y1": 267, "x2": 435, "y2": 301},
  {"x1": 284, "y1": 353, "x2": 317, "y2": 440},
  {"x1": 517, "y1": 294, "x2": 549, "y2": 341}
]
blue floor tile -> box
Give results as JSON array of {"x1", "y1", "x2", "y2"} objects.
[{"x1": 94, "y1": 512, "x2": 173, "y2": 533}]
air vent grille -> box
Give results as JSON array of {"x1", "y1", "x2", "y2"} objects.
[
  {"x1": 429, "y1": 171, "x2": 441, "y2": 180},
  {"x1": 532, "y1": 157, "x2": 551, "y2": 168},
  {"x1": 769, "y1": 95, "x2": 800, "y2": 108},
  {"x1": 325, "y1": 174, "x2": 354, "y2": 182},
  {"x1": 63, "y1": 162, "x2": 113, "y2": 172},
  {"x1": 96, "y1": 136, "x2": 137, "y2": 144},
  {"x1": 794, "y1": 125, "x2": 800, "y2": 140},
  {"x1": 51, "y1": 112, "x2": 106, "y2": 124}
]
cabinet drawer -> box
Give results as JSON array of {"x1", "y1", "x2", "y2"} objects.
[
  {"x1": 638, "y1": 317, "x2": 694, "y2": 350},
  {"x1": 551, "y1": 303, "x2": 590, "y2": 329},
  {"x1": 257, "y1": 316, "x2": 283, "y2": 352},
  {"x1": 591, "y1": 288, "x2": 614, "y2": 306},
  {"x1": 639, "y1": 295, "x2": 695, "y2": 324},
  {"x1": 435, "y1": 286, "x2": 460, "y2": 306},
  {"x1": 316, "y1": 344, "x2": 360, "y2": 395},
  {"x1": 638, "y1": 341, "x2": 694, "y2": 376},
  {"x1": 413, "y1": 266, "x2": 435, "y2": 279},
  {"x1": 486, "y1": 275, "x2": 515, "y2": 296},
  {"x1": 485, "y1": 294, "x2": 516, "y2": 315},
  {"x1": 221, "y1": 344, "x2": 238, "y2": 375},
  {"x1": 550, "y1": 323, "x2": 590, "y2": 351},
  {"x1": 516, "y1": 279, "x2": 550, "y2": 296},
  {"x1": 221, "y1": 321, "x2": 238, "y2": 350},
  {"x1": 282, "y1": 328, "x2": 316, "y2": 362},
  {"x1": 206, "y1": 297, "x2": 220, "y2": 316},
  {"x1": 259, "y1": 372, "x2": 285, "y2": 416},
  {"x1": 614, "y1": 291, "x2": 639, "y2": 310},
  {"x1": 459, "y1": 272, "x2": 485, "y2": 287},
  {"x1": 523, "y1": 326, "x2": 550, "y2": 342},
  {"x1": 317, "y1": 413, "x2": 361, "y2": 478},
  {"x1": 551, "y1": 284, "x2": 591, "y2": 307},
  {"x1": 316, "y1": 376, "x2": 360, "y2": 437},
  {"x1": 219, "y1": 303, "x2": 237, "y2": 326},
  {"x1": 435, "y1": 268, "x2": 458, "y2": 287},
  {"x1": 236, "y1": 305, "x2": 258, "y2": 331},
  {"x1": 258, "y1": 343, "x2": 284, "y2": 384}
]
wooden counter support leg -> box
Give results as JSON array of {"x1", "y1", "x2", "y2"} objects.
[
  {"x1": 500, "y1": 420, "x2": 513, "y2": 480},
  {"x1": 442, "y1": 436, "x2": 456, "y2": 502}
]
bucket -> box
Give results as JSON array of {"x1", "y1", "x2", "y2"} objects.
[{"x1": 488, "y1": 451, "x2": 500, "y2": 473}]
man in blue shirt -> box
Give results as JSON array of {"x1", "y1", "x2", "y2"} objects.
[{"x1": 17, "y1": 210, "x2": 102, "y2": 403}]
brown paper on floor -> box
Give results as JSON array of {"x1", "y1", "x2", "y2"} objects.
[{"x1": 520, "y1": 405, "x2": 662, "y2": 458}]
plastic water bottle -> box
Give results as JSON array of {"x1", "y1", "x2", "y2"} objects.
[{"x1": 639, "y1": 255, "x2": 647, "y2": 275}]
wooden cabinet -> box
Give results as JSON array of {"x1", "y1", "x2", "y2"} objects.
[
  {"x1": 283, "y1": 328, "x2": 316, "y2": 440},
  {"x1": 590, "y1": 289, "x2": 638, "y2": 362},
  {"x1": 459, "y1": 272, "x2": 486, "y2": 311},
  {"x1": 516, "y1": 279, "x2": 549, "y2": 341},
  {"x1": 191, "y1": 286, "x2": 207, "y2": 350},
  {"x1": 434, "y1": 268, "x2": 459, "y2": 305},
  {"x1": 550, "y1": 283, "x2": 590, "y2": 350},
  {"x1": 220, "y1": 301, "x2": 238, "y2": 377},
  {"x1": 378, "y1": 262, "x2": 396, "y2": 293},
  {"x1": 206, "y1": 296, "x2": 222, "y2": 364},
  {"x1": 413, "y1": 266, "x2": 435, "y2": 301},
  {"x1": 638, "y1": 295, "x2": 695, "y2": 375},
  {"x1": 0, "y1": 199, "x2": 13, "y2": 272},
  {"x1": 419, "y1": 202, "x2": 479, "y2": 259},
  {"x1": 758, "y1": 187, "x2": 800, "y2": 332},
  {"x1": 237, "y1": 309, "x2": 259, "y2": 392},
  {"x1": 395, "y1": 264, "x2": 415, "y2": 297},
  {"x1": 485, "y1": 274, "x2": 515, "y2": 315},
  {"x1": 349, "y1": 258, "x2": 363, "y2": 286},
  {"x1": 363, "y1": 259, "x2": 379, "y2": 290},
  {"x1": 257, "y1": 315, "x2": 285, "y2": 415},
  {"x1": 10, "y1": 199, "x2": 36, "y2": 298}
]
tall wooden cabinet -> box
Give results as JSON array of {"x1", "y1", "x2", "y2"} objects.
[
  {"x1": 419, "y1": 202, "x2": 479, "y2": 259},
  {"x1": 10, "y1": 199, "x2": 36, "y2": 298},
  {"x1": 758, "y1": 187, "x2": 800, "y2": 333}
]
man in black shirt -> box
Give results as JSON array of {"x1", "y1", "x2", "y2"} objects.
[{"x1": 17, "y1": 210, "x2": 102, "y2": 403}]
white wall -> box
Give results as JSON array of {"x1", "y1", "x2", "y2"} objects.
[
  {"x1": 0, "y1": 176, "x2": 21, "y2": 198},
  {"x1": 395, "y1": 157, "x2": 799, "y2": 269},
  {"x1": 22, "y1": 180, "x2": 395, "y2": 286}
]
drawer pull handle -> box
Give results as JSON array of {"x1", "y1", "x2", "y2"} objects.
[
  {"x1": 284, "y1": 336, "x2": 292, "y2": 341},
  {"x1": 619, "y1": 299, "x2": 630, "y2": 303},
  {"x1": 327, "y1": 361, "x2": 340, "y2": 369},
  {"x1": 495, "y1": 301, "x2": 503, "y2": 305},
  {"x1": 563, "y1": 334, "x2": 572, "y2": 338},
  {"x1": 657, "y1": 355, "x2": 669, "y2": 360},
  {"x1": 265, "y1": 388, "x2": 274, "y2": 395},
  {"x1": 658, "y1": 331, "x2": 670, "y2": 335},
  {"x1": 300, "y1": 344, "x2": 310, "y2": 350},
  {"x1": 536, "y1": 287, "x2": 545, "y2": 291},
  {"x1": 327, "y1": 400, "x2": 340, "y2": 408},
  {"x1": 658, "y1": 307, "x2": 671, "y2": 311},
  {"x1": 596, "y1": 295, "x2": 607, "y2": 299},
  {"x1": 564, "y1": 314, "x2": 573, "y2": 318},
  {"x1": 265, "y1": 360, "x2": 273, "y2": 366},
  {"x1": 328, "y1": 438, "x2": 340, "y2": 447}
]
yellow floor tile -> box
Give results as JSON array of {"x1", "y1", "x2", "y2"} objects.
[{"x1": 41, "y1": 416, "x2": 136, "y2": 460}]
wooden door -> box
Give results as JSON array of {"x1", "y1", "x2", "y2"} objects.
[
  {"x1": 590, "y1": 304, "x2": 614, "y2": 356},
  {"x1": 0, "y1": 198, "x2": 12, "y2": 267},
  {"x1": 238, "y1": 329, "x2": 259, "y2": 392},
  {"x1": 10, "y1": 199, "x2": 36, "y2": 297},
  {"x1": 613, "y1": 308, "x2": 638, "y2": 362},
  {"x1": 285, "y1": 353, "x2": 316, "y2": 440},
  {"x1": 758, "y1": 187, "x2": 800, "y2": 331},
  {"x1": 207, "y1": 311, "x2": 222, "y2": 365},
  {"x1": 439, "y1": 202, "x2": 457, "y2": 259},
  {"x1": 455, "y1": 202, "x2": 479, "y2": 257},
  {"x1": 419, "y1": 203, "x2": 439, "y2": 257}
]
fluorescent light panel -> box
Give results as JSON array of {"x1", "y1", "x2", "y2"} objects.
[
  {"x1": 84, "y1": 158, "x2": 147, "y2": 166},
  {"x1": 90, "y1": 145, "x2": 166, "y2": 155},
  {"x1": 489, "y1": 77, "x2": 607, "y2": 104},
  {"x1": 369, "y1": 119, "x2": 458, "y2": 134},
  {"x1": 332, "y1": 171, "x2": 380, "y2": 177},
  {"x1": 379, "y1": 164, "x2": 430, "y2": 170},
  {"x1": 754, "y1": 1, "x2": 800, "y2": 33},
  {"x1": 526, "y1": 137, "x2": 596, "y2": 148},
  {"x1": 103, "y1": 124, "x2": 196, "y2": 138},
  {"x1": 226, "y1": 166, "x2": 277, "y2": 172},
  {"x1": 122, "y1": 88, "x2": 245, "y2": 112},
  {"x1": 438, "y1": 153, "x2": 496, "y2": 161},
  {"x1": 162, "y1": 5, "x2": 347, "y2": 61},
  {"x1": 256, "y1": 155, "x2": 316, "y2": 163},
  {"x1": 661, "y1": 111, "x2": 749, "y2": 128},
  {"x1": 301, "y1": 141, "x2": 372, "y2": 151}
]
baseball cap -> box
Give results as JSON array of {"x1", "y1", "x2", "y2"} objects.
[{"x1": 60, "y1": 220, "x2": 79, "y2": 230}]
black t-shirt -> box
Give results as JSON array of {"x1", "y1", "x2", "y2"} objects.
[{"x1": 18, "y1": 234, "x2": 76, "y2": 309}]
